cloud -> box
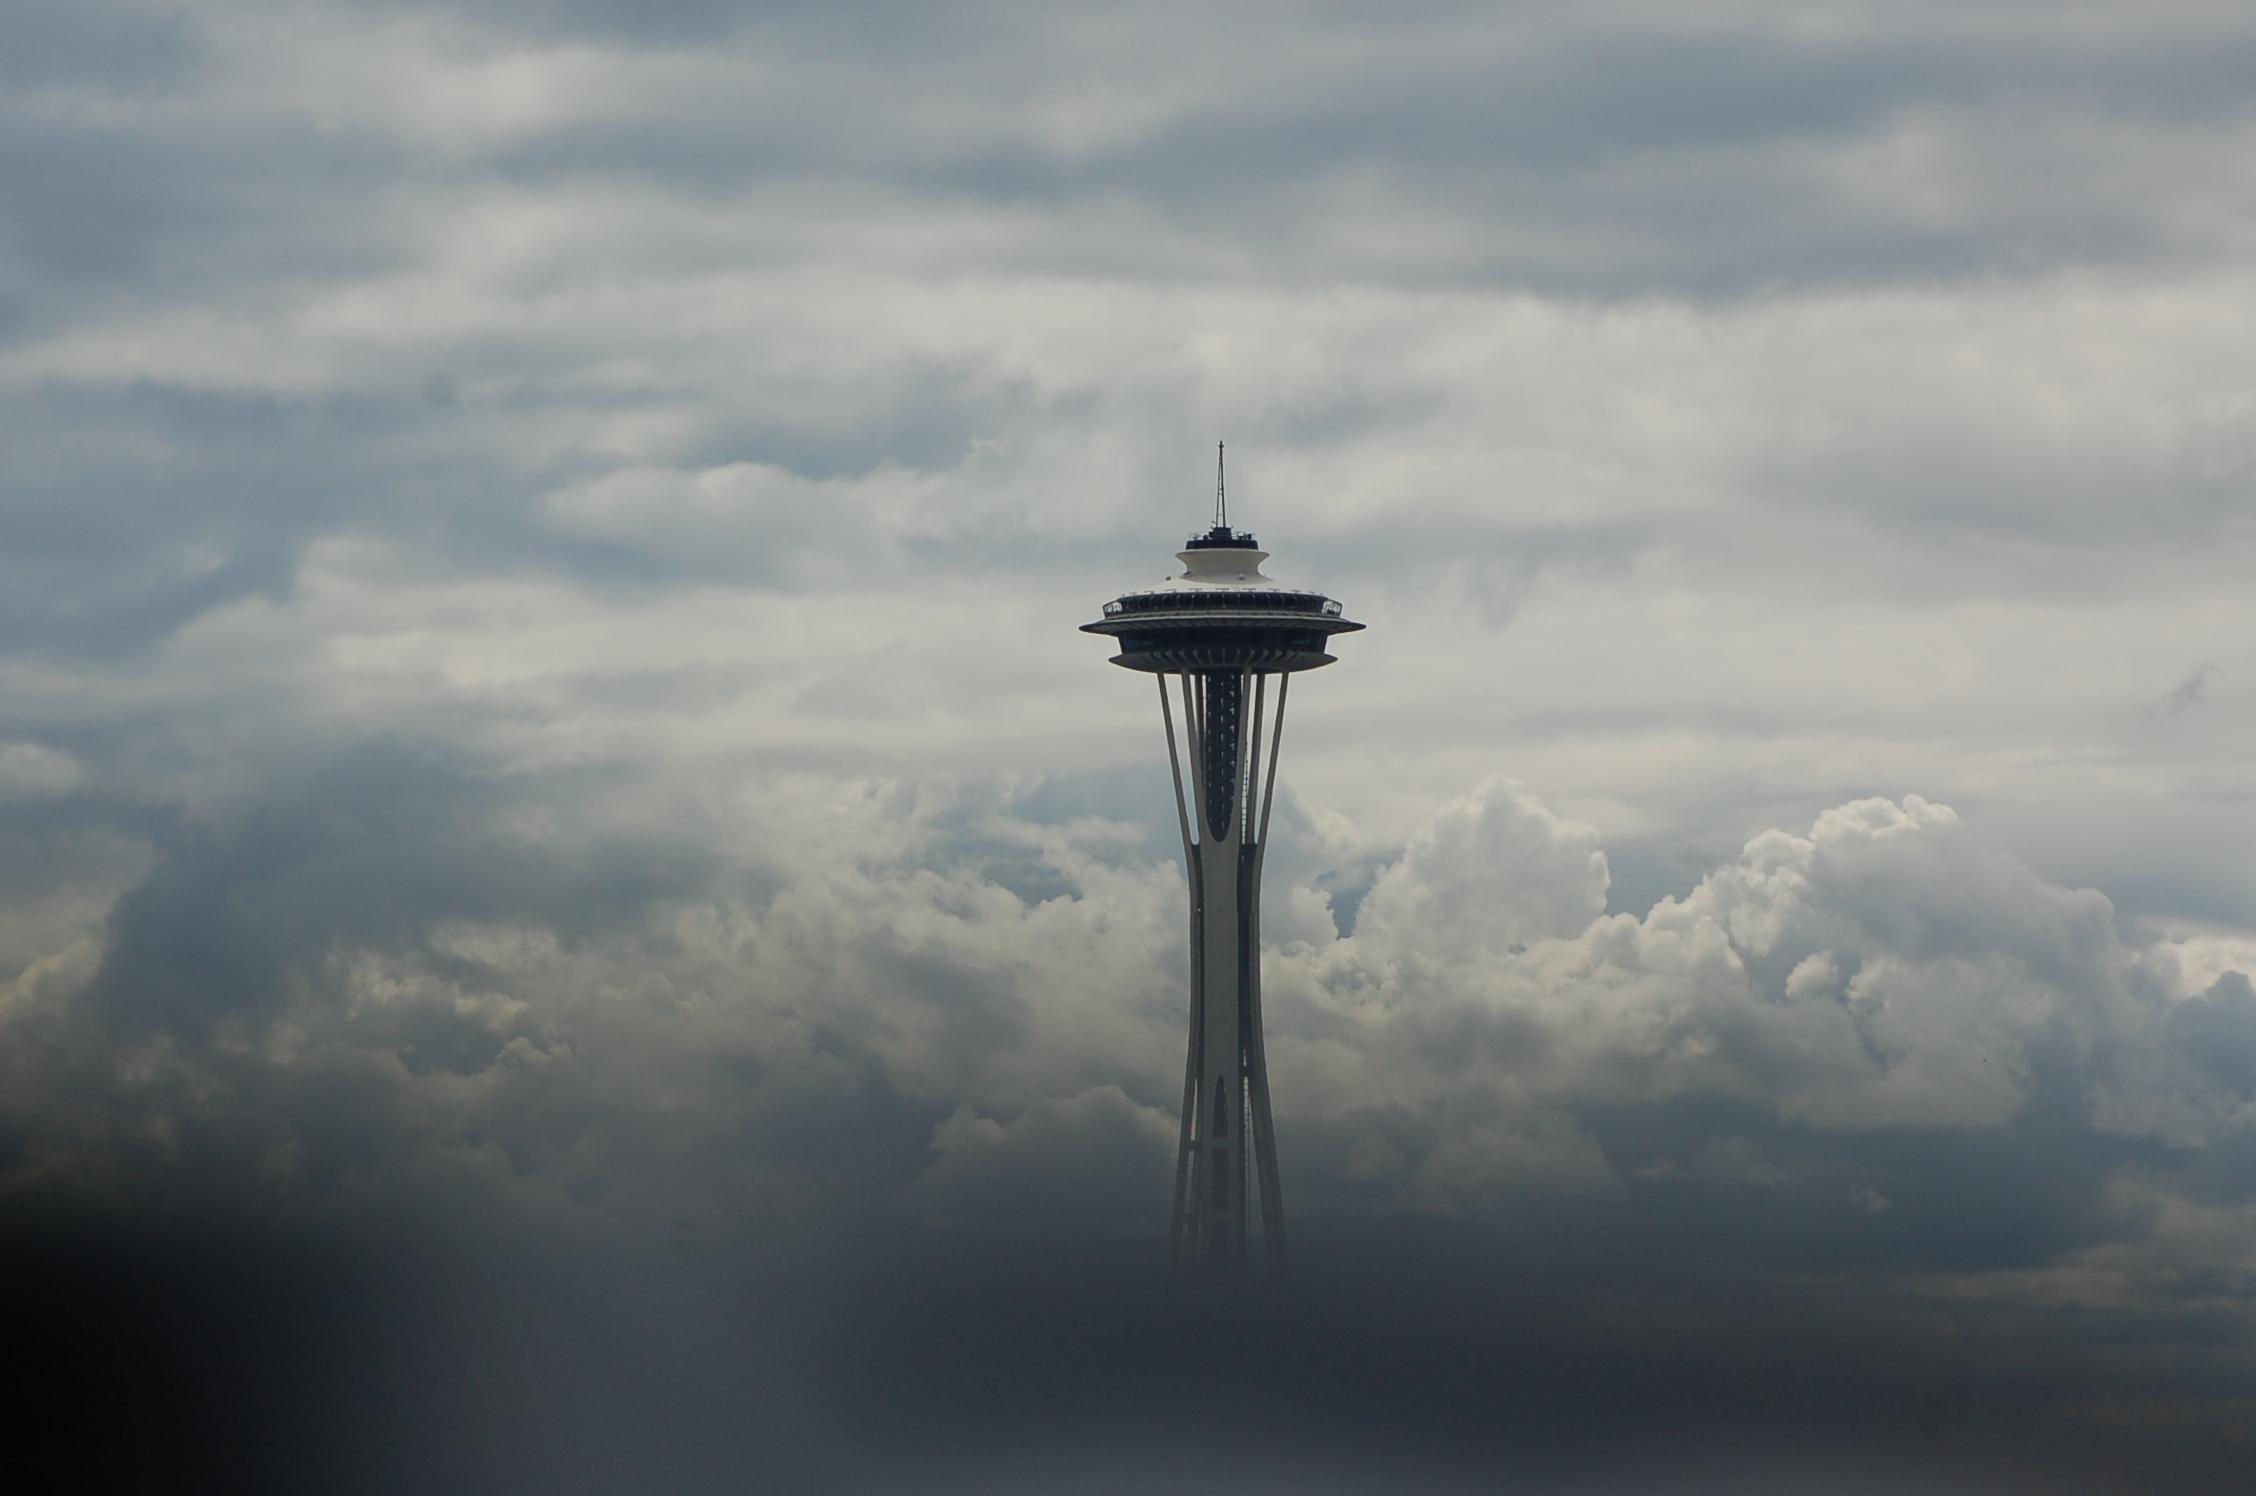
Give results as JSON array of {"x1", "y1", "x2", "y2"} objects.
[
  {"x1": 2154, "y1": 662, "x2": 2218, "y2": 715},
  {"x1": 6, "y1": 2, "x2": 2256, "y2": 1486},
  {"x1": 3, "y1": 758, "x2": 2240, "y2": 1276},
  {"x1": 1351, "y1": 773, "x2": 1611, "y2": 956},
  {"x1": 1274, "y1": 793, "x2": 2150, "y2": 1149},
  {"x1": 903, "y1": 1084, "x2": 1176, "y2": 1229},
  {"x1": 0, "y1": 742, "x2": 84, "y2": 799},
  {"x1": 0, "y1": 719, "x2": 2248, "y2": 1486}
]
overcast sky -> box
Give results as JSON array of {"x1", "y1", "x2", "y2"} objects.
[{"x1": 6, "y1": 2, "x2": 2256, "y2": 1489}]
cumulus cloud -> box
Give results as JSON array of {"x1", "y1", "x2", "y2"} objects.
[
  {"x1": 3, "y1": 762, "x2": 2248, "y2": 1487},
  {"x1": 1351, "y1": 774, "x2": 1610, "y2": 958},
  {"x1": 1270, "y1": 791, "x2": 2160, "y2": 1162},
  {"x1": 0, "y1": 701, "x2": 2248, "y2": 1485},
  {"x1": 3, "y1": 761, "x2": 2242, "y2": 1268}
]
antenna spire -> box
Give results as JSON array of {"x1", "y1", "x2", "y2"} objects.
[{"x1": 1215, "y1": 441, "x2": 1227, "y2": 529}]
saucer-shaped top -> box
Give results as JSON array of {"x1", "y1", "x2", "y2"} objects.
[{"x1": 1081, "y1": 524, "x2": 1362, "y2": 674}]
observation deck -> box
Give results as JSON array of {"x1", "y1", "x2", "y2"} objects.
[{"x1": 1082, "y1": 523, "x2": 1362, "y2": 674}]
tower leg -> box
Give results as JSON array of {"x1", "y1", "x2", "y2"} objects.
[
  {"x1": 1243, "y1": 871, "x2": 1287, "y2": 1280},
  {"x1": 1159, "y1": 668, "x2": 1290, "y2": 1281},
  {"x1": 1159, "y1": 676, "x2": 1201, "y2": 1271},
  {"x1": 1249, "y1": 672, "x2": 1289, "y2": 1278}
]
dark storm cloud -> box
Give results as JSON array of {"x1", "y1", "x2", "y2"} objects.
[
  {"x1": 89, "y1": 742, "x2": 716, "y2": 1036},
  {"x1": 2166, "y1": 970, "x2": 2256, "y2": 1097}
]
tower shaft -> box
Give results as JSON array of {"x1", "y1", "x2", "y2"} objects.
[{"x1": 1161, "y1": 669, "x2": 1289, "y2": 1277}]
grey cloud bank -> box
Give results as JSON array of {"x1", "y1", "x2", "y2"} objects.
[
  {"x1": 4, "y1": 0, "x2": 2255, "y2": 1489},
  {"x1": 8, "y1": 776, "x2": 2252, "y2": 1490}
]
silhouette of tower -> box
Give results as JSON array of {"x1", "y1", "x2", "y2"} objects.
[{"x1": 1082, "y1": 447, "x2": 1362, "y2": 1278}]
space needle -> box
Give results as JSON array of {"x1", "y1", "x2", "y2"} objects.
[{"x1": 1082, "y1": 447, "x2": 1362, "y2": 1278}]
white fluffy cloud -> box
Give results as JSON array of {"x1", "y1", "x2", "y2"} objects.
[
  {"x1": 6, "y1": 753, "x2": 2243, "y2": 1276},
  {"x1": 1277, "y1": 791, "x2": 2169, "y2": 1149},
  {"x1": 1352, "y1": 774, "x2": 1611, "y2": 962}
]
